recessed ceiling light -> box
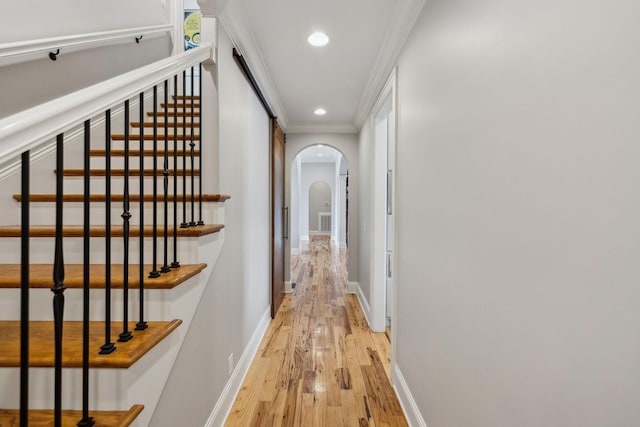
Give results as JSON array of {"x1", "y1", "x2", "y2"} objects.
[
  {"x1": 307, "y1": 32, "x2": 330, "y2": 47},
  {"x1": 314, "y1": 108, "x2": 327, "y2": 116}
]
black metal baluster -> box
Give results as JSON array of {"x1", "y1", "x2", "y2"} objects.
[
  {"x1": 161, "y1": 80, "x2": 171, "y2": 273},
  {"x1": 100, "y1": 110, "x2": 116, "y2": 354},
  {"x1": 197, "y1": 63, "x2": 204, "y2": 226},
  {"x1": 52, "y1": 133, "x2": 66, "y2": 427},
  {"x1": 149, "y1": 86, "x2": 161, "y2": 278},
  {"x1": 189, "y1": 66, "x2": 196, "y2": 227},
  {"x1": 119, "y1": 101, "x2": 133, "y2": 342},
  {"x1": 171, "y1": 75, "x2": 180, "y2": 268},
  {"x1": 77, "y1": 120, "x2": 95, "y2": 427},
  {"x1": 20, "y1": 151, "x2": 30, "y2": 427},
  {"x1": 180, "y1": 70, "x2": 188, "y2": 229},
  {"x1": 136, "y1": 92, "x2": 148, "y2": 331}
]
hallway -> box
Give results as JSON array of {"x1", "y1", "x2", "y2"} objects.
[{"x1": 225, "y1": 236, "x2": 407, "y2": 426}]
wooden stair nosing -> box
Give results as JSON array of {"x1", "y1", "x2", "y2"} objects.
[
  {"x1": 59, "y1": 168, "x2": 200, "y2": 177},
  {"x1": 0, "y1": 320, "x2": 182, "y2": 368},
  {"x1": 0, "y1": 223, "x2": 224, "y2": 238},
  {"x1": 0, "y1": 404, "x2": 144, "y2": 427},
  {"x1": 131, "y1": 121, "x2": 199, "y2": 128},
  {"x1": 147, "y1": 111, "x2": 200, "y2": 117},
  {"x1": 89, "y1": 149, "x2": 200, "y2": 157},
  {"x1": 13, "y1": 193, "x2": 230, "y2": 203},
  {"x1": 173, "y1": 95, "x2": 200, "y2": 100},
  {"x1": 0, "y1": 263, "x2": 207, "y2": 289},
  {"x1": 160, "y1": 103, "x2": 200, "y2": 108},
  {"x1": 110, "y1": 134, "x2": 200, "y2": 141}
]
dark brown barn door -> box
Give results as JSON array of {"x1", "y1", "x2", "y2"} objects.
[{"x1": 271, "y1": 120, "x2": 286, "y2": 318}]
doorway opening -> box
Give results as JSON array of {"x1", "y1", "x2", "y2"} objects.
[
  {"x1": 290, "y1": 145, "x2": 348, "y2": 253},
  {"x1": 290, "y1": 144, "x2": 349, "y2": 285}
]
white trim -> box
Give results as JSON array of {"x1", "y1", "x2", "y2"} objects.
[
  {"x1": 0, "y1": 44, "x2": 212, "y2": 164},
  {"x1": 290, "y1": 248, "x2": 300, "y2": 256},
  {"x1": 354, "y1": 282, "x2": 372, "y2": 328},
  {"x1": 346, "y1": 281, "x2": 359, "y2": 294},
  {"x1": 0, "y1": 25, "x2": 173, "y2": 67},
  {"x1": 353, "y1": 0, "x2": 426, "y2": 128},
  {"x1": 393, "y1": 364, "x2": 428, "y2": 427},
  {"x1": 286, "y1": 124, "x2": 358, "y2": 134},
  {"x1": 284, "y1": 281, "x2": 293, "y2": 293},
  {"x1": 205, "y1": 306, "x2": 271, "y2": 427}
]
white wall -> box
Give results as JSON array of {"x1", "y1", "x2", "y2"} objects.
[
  {"x1": 1, "y1": 1, "x2": 170, "y2": 42},
  {"x1": 285, "y1": 133, "x2": 359, "y2": 283},
  {"x1": 150, "y1": 24, "x2": 270, "y2": 426},
  {"x1": 300, "y1": 163, "x2": 334, "y2": 236},
  {"x1": 393, "y1": 0, "x2": 640, "y2": 426},
  {"x1": 0, "y1": 1, "x2": 173, "y2": 117},
  {"x1": 308, "y1": 180, "x2": 332, "y2": 232}
]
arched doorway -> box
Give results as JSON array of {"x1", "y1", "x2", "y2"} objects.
[{"x1": 290, "y1": 144, "x2": 349, "y2": 278}]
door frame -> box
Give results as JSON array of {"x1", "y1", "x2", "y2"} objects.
[{"x1": 369, "y1": 69, "x2": 397, "y2": 339}]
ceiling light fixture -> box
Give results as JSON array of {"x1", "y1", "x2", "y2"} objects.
[
  {"x1": 307, "y1": 32, "x2": 330, "y2": 47},
  {"x1": 314, "y1": 108, "x2": 327, "y2": 116}
]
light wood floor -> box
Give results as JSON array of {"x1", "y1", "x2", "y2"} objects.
[{"x1": 225, "y1": 235, "x2": 407, "y2": 427}]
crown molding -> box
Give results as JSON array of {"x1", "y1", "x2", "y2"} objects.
[
  {"x1": 352, "y1": 0, "x2": 426, "y2": 128},
  {"x1": 286, "y1": 123, "x2": 358, "y2": 135},
  {"x1": 218, "y1": 2, "x2": 289, "y2": 129}
]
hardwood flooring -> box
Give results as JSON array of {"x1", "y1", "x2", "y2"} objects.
[{"x1": 226, "y1": 235, "x2": 407, "y2": 427}]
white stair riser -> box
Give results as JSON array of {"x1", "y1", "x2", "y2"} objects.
[
  {"x1": 0, "y1": 235, "x2": 208, "y2": 265},
  {"x1": 19, "y1": 202, "x2": 220, "y2": 227},
  {"x1": 1, "y1": 286, "x2": 190, "y2": 322}
]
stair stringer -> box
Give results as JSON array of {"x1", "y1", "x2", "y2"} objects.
[{"x1": 0, "y1": 216, "x2": 225, "y2": 427}]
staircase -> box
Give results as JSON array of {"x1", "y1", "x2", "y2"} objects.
[{"x1": 0, "y1": 47, "x2": 225, "y2": 426}]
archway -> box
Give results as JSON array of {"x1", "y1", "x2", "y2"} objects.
[{"x1": 290, "y1": 144, "x2": 349, "y2": 281}]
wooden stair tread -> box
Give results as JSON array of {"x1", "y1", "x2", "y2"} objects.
[
  {"x1": 59, "y1": 169, "x2": 200, "y2": 177},
  {"x1": 160, "y1": 103, "x2": 200, "y2": 108},
  {"x1": 0, "y1": 320, "x2": 182, "y2": 368},
  {"x1": 0, "y1": 224, "x2": 224, "y2": 238},
  {"x1": 0, "y1": 405, "x2": 143, "y2": 427},
  {"x1": 147, "y1": 111, "x2": 200, "y2": 117},
  {"x1": 173, "y1": 95, "x2": 200, "y2": 100},
  {"x1": 13, "y1": 193, "x2": 230, "y2": 203},
  {"x1": 89, "y1": 149, "x2": 199, "y2": 157},
  {"x1": 131, "y1": 122, "x2": 199, "y2": 128},
  {"x1": 0, "y1": 263, "x2": 207, "y2": 289},
  {"x1": 110, "y1": 134, "x2": 200, "y2": 141}
]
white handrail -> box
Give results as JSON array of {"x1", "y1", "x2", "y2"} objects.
[
  {"x1": 0, "y1": 25, "x2": 173, "y2": 64},
  {"x1": 0, "y1": 43, "x2": 212, "y2": 163}
]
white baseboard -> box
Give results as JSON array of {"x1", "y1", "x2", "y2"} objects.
[
  {"x1": 393, "y1": 364, "x2": 428, "y2": 427},
  {"x1": 339, "y1": 241, "x2": 347, "y2": 249},
  {"x1": 291, "y1": 248, "x2": 300, "y2": 256},
  {"x1": 205, "y1": 306, "x2": 271, "y2": 427},
  {"x1": 346, "y1": 281, "x2": 358, "y2": 294},
  {"x1": 355, "y1": 283, "x2": 372, "y2": 328},
  {"x1": 284, "y1": 281, "x2": 292, "y2": 293}
]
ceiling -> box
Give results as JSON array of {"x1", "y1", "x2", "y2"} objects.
[{"x1": 219, "y1": 0, "x2": 425, "y2": 134}]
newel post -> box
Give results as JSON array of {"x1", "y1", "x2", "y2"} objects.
[
  {"x1": 195, "y1": 0, "x2": 224, "y2": 193},
  {"x1": 197, "y1": 0, "x2": 227, "y2": 64}
]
